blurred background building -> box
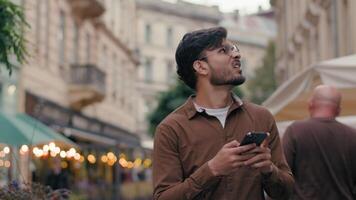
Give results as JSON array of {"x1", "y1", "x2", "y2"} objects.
[
  {"x1": 1, "y1": 0, "x2": 150, "y2": 199},
  {"x1": 135, "y1": 0, "x2": 222, "y2": 136},
  {"x1": 265, "y1": 0, "x2": 356, "y2": 134},
  {"x1": 273, "y1": 0, "x2": 356, "y2": 83},
  {"x1": 21, "y1": 0, "x2": 139, "y2": 138}
]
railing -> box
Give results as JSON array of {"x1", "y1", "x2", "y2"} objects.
[{"x1": 70, "y1": 64, "x2": 106, "y2": 94}]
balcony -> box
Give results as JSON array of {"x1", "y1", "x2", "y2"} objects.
[
  {"x1": 68, "y1": 0, "x2": 105, "y2": 19},
  {"x1": 69, "y1": 64, "x2": 106, "y2": 110}
]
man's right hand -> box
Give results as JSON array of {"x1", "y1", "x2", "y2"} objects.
[{"x1": 208, "y1": 140, "x2": 257, "y2": 176}]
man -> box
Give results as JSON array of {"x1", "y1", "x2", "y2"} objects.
[
  {"x1": 283, "y1": 85, "x2": 356, "y2": 200},
  {"x1": 153, "y1": 27, "x2": 294, "y2": 200}
]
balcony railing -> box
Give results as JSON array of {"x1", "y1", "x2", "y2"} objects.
[{"x1": 68, "y1": 64, "x2": 106, "y2": 110}]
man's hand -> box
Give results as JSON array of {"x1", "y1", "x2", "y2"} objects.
[
  {"x1": 208, "y1": 140, "x2": 256, "y2": 176},
  {"x1": 243, "y1": 138, "x2": 273, "y2": 174}
]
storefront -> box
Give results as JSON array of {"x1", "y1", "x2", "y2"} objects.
[{"x1": 24, "y1": 92, "x2": 151, "y2": 199}]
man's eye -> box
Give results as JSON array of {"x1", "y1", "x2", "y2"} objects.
[{"x1": 219, "y1": 48, "x2": 226, "y2": 53}]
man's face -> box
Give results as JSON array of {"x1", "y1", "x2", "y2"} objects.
[{"x1": 200, "y1": 39, "x2": 245, "y2": 86}]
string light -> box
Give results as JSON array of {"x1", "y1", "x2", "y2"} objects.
[
  {"x1": 119, "y1": 158, "x2": 128, "y2": 168},
  {"x1": 79, "y1": 155, "x2": 85, "y2": 162},
  {"x1": 127, "y1": 161, "x2": 134, "y2": 169},
  {"x1": 49, "y1": 142, "x2": 56, "y2": 151},
  {"x1": 3, "y1": 147, "x2": 10, "y2": 154},
  {"x1": 134, "y1": 158, "x2": 142, "y2": 168},
  {"x1": 4, "y1": 161, "x2": 11, "y2": 168},
  {"x1": 74, "y1": 153, "x2": 81, "y2": 161},
  {"x1": 43, "y1": 145, "x2": 49, "y2": 152},
  {"x1": 101, "y1": 155, "x2": 108, "y2": 163},
  {"x1": 143, "y1": 159, "x2": 152, "y2": 168},
  {"x1": 50, "y1": 151, "x2": 57, "y2": 157},
  {"x1": 87, "y1": 154, "x2": 96, "y2": 164},
  {"x1": 27, "y1": 142, "x2": 152, "y2": 169},
  {"x1": 20, "y1": 145, "x2": 29, "y2": 153},
  {"x1": 60, "y1": 151, "x2": 67, "y2": 158}
]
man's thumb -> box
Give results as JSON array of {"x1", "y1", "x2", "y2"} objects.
[{"x1": 224, "y1": 140, "x2": 239, "y2": 148}]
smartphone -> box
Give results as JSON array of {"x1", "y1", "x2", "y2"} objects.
[{"x1": 240, "y1": 132, "x2": 268, "y2": 146}]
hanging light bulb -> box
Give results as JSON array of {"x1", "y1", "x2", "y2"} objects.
[{"x1": 3, "y1": 147, "x2": 10, "y2": 154}]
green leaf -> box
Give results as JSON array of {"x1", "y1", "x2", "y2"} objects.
[
  {"x1": 0, "y1": 0, "x2": 29, "y2": 75},
  {"x1": 247, "y1": 41, "x2": 277, "y2": 104}
]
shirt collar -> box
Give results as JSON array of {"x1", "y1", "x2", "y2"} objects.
[{"x1": 185, "y1": 92, "x2": 243, "y2": 120}]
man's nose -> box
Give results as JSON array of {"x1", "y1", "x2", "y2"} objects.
[{"x1": 231, "y1": 50, "x2": 241, "y2": 59}]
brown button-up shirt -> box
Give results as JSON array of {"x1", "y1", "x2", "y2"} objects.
[{"x1": 153, "y1": 95, "x2": 294, "y2": 200}]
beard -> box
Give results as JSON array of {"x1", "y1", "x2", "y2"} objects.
[
  {"x1": 210, "y1": 74, "x2": 246, "y2": 86},
  {"x1": 209, "y1": 64, "x2": 246, "y2": 86}
]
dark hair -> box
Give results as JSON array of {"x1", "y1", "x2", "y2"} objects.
[{"x1": 175, "y1": 27, "x2": 227, "y2": 90}]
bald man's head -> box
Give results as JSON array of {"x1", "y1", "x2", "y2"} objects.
[{"x1": 308, "y1": 85, "x2": 342, "y2": 118}]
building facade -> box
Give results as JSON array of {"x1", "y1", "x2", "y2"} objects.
[
  {"x1": 273, "y1": 0, "x2": 356, "y2": 83},
  {"x1": 11, "y1": 0, "x2": 145, "y2": 198},
  {"x1": 135, "y1": 0, "x2": 222, "y2": 135},
  {"x1": 19, "y1": 0, "x2": 139, "y2": 136}
]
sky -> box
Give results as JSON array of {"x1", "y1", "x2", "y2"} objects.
[{"x1": 164, "y1": 0, "x2": 271, "y2": 14}]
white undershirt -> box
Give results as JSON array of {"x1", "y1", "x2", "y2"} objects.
[{"x1": 193, "y1": 102, "x2": 230, "y2": 128}]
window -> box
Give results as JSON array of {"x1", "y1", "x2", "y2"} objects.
[
  {"x1": 144, "y1": 24, "x2": 152, "y2": 44},
  {"x1": 35, "y1": 0, "x2": 42, "y2": 51},
  {"x1": 144, "y1": 58, "x2": 153, "y2": 82},
  {"x1": 166, "y1": 27, "x2": 173, "y2": 47},
  {"x1": 86, "y1": 33, "x2": 91, "y2": 63},
  {"x1": 120, "y1": 60, "x2": 126, "y2": 104},
  {"x1": 44, "y1": 0, "x2": 50, "y2": 64},
  {"x1": 112, "y1": 55, "x2": 119, "y2": 100},
  {"x1": 58, "y1": 11, "x2": 66, "y2": 65},
  {"x1": 102, "y1": 46, "x2": 107, "y2": 67},
  {"x1": 111, "y1": 0, "x2": 116, "y2": 28},
  {"x1": 166, "y1": 60, "x2": 175, "y2": 84},
  {"x1": 72, "y1": 23, "x2": 79, "y2": 63}
]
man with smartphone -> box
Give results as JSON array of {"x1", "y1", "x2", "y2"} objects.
[
  {"x1": 153, "y1": 27, "x2": 294, "y2": 200},
  {"x1": 283, "y1": 85, "x2": 356, "y2": 199}
]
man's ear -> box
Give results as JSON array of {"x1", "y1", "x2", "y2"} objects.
[{"x1": 193, "y1": 60, "x2": 209, "y2": 76}]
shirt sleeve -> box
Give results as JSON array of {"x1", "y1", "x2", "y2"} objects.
[
  {"x1": 153, "y1": 124, "x2": 220, "y2": 200},
  {"x1": 262, "y1": 113, "x2": 295, "y2": 200}
]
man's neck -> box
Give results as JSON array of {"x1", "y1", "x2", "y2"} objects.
[
  {"x1": 195, "y1": 86, "x2": 233, "y2": 109},
  {"x1": 310, "y1": 111, "x2": 336, "y2": 119}
]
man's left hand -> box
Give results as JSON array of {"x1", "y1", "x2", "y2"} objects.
[{"x1": 242, "y1": 140, "x2": 273, "y2": 174}]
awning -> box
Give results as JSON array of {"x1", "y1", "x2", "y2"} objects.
[
  {"x1": 263, "y1": 54, "x2": 356, "y2": 122},
  {"x1": 0, "y1": 112, "x2": 77, "y2": 147},
  {"x1": 62, "y1": 127, "x2": 116, "y2": 146}
]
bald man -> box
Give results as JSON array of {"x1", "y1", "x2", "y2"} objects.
[{"x1": 282, "y1": 85, "x2": 356, "y2": 200}]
